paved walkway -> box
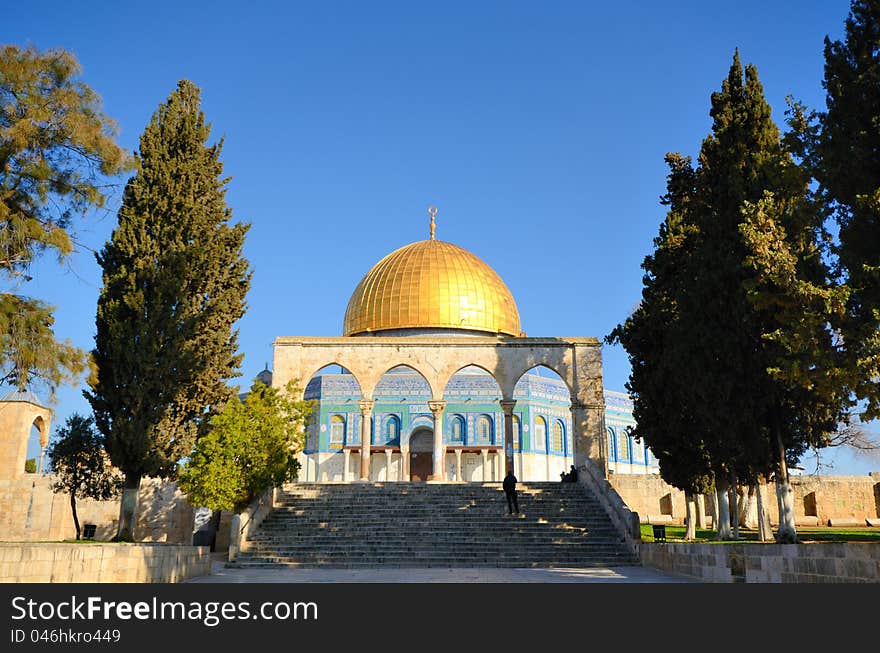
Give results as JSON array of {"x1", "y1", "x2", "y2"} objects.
[{"x1": 188, "y1": 556, "x2": 695, "y2": 583}]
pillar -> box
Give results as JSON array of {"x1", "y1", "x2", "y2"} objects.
[
  {"x1": 428, "y1": 400, "x2": 446, "y2": 481},
  {"x1": 384, "y1": 449, "x2": 392, "y2": 482},
  {"x1": 359, "y1": 400, "x2": 374, "y2": 481},
  {"x1": 570, "y1": 397, "x2": 605, "y2": 475},
  {"x1": 481, "y1": 448, "x2": 489, "y2": 482},
  {"x1": 343, "y1": 449, "x2": 351, "y2": 482},
  {"x1": 500, "y1": 400, "x2": 516, "y2": 475},
  {"x1": 454, "y1": 449, "x2": 462, "y2": 482}
]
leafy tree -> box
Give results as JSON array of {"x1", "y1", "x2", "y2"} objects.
[
  {"x1": 179, "y1": 381, "x2": 313, "y2": 513},
  {"x1": 814, "y1": 0, "x2": 880, "y2": 421},
  {"x1": 46, "y1": 413, "x2": 122, "y2": 540},
  {"x1": 0, "y1": 45, "x2": 131, "y2": 392},
  {"x1": 86, "y1": 80, "x2": 252, "y2": 541}
]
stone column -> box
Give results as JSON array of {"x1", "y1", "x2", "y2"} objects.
[
  {"x1": 495, "y1": 451, "x2": 502, "y2": 481},
  {"x1": 570, "y1": 398, "x2": 605, "y2": 475},
  {"x1": 359, "y1": 400, "x2": 374, "y2": 481},
  {"x1": 428, "y1": 400, "x2": 446, "y2": 481},
  {"x1": 481, "y1": 448, "x2": 489, "y2": 481},
  {"x1": 384, "y1": 449, "x2": 392, "y2": 482},
  {"x1": 402, "y1": 444, "x2": 410, "y2": 480},
  {"x1": 454, "y1": 449, "x2": 462, "y2": 482},
  {"x1": 343, "y1": 449, "x2": 351, "y2": 482},
  {"x1": 500, "y1": 400, "x2": 516, "y2": 476}
]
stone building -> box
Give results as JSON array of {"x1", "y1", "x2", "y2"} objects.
[{"x1": 273, "y1": 209, "x2": 657, "y2": 482}]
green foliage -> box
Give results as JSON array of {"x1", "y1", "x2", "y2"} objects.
[
  {"x1": 609, "y1": 52, "x2": 848, "y2": 531},
  {"x1": 46, "y1": 413, "x2": 122, "y2": 539},
  {"x1": 0, "y1": 44, "x2": 132, "y2": 392},
  {"x1": 24, "y1": 457, "x2": 36, "y2": 473},
  {"x1": 86, "y1": 80, "x2": 252, "y2": 490},
  {"x1": 814, "y1": 1, "x2": 880, "y2": 420},
  {"x1": 179, "y1": 381, "x2": 313, "y2": 513}
]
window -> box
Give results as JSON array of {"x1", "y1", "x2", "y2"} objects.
[
  {"x1": 534, "y1": 416, "x2": 547, "y2": 452},
  {"x1": 618, "y1": 431, "x2": 630, "y2": 461},
  {"x1": 330, "y1": 415, "x2": 345, "y2": 449},
  {"x1": 450, "y1": 415, "x2": 465, "y2": 442},
  {"x1": 386, "y1": 415, "x2": 400, "y2": 444},
  {"x1": 551, "y1": 420, "x2": 564, "y2": 452},
  {"x1": 607, "y1": 428, "x2": 616, "y2": 462},
  {"x1": 512, "y1": 415, "x2": 521, "y2": 451},
  {"x1": 476, "y1": 415, "x2": 492, "y2": 444}
]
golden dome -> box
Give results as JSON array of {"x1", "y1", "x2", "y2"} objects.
[{"x1": 343, "y1": 238, "x2": 522, "y2": 337}]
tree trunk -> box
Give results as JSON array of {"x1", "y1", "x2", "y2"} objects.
[
  {"x1": 741, "y1": 484, "x2": 758, "y2": 528},
  {"x1": 756, "y1": 479, "x2": 773, "y2": 542},
  {"x1": 116, "y1": 474, "x2": 141, "y2": 542},
  {"x1": 774, "y1": 431, "x2": 797, "y2": 543},
  {"x1": 685, "y1": 492, "x2": 696, "y2": 540},
  {"x1": 695, "y1": 494, "x2": 706, "y2": 528},
  {"x1": 715, "y1": 476, "x2": 732, "y2": 540},
  {"x1": 70, "y1": 493, "x2": 81, "y2": 541},
  {"x1": 731, "y1": 473, "x2": 740, "y2": 539}
]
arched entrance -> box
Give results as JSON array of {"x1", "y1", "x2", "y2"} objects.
[{"x1": 409, "y1": 428, "x2": 433, "y2": 481}]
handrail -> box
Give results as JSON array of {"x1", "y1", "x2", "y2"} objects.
[{"x1": 228, "y1": 487, "x2": 277, "y2": 562}]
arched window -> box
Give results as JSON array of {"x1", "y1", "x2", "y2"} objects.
[
  {"x1": 607, "y1": 428, "x2": 616, "y2": 462},
  {"x1": 386, "y1": 415, "x2": 400, "y2": 444},
  {"x1": 512, "y1": 415, "x2": 521, "y2": 451},
  {"x1": 476, "y1": 415, "x2": 492, "y2": 444},
  {"x1": 551, "y1": 420, "x2": 564, "y2": 452},
  {"x1": 330, "y1": 415, "x2": 345, "y2": 449},
  {"x1": 450, "y1": 415, "x2": 465, "y2": 443},
  {"x1": 534, "y1": 416, "x2": 547, "y2": 452},
  {"x1": 618, "y1": 430, "x2": 630, "y2": 461}
]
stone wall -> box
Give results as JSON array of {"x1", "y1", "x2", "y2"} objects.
[
  {"x1": 639, "y1": 542, "x2": 880, "y2": 583},
  {"x1": 0, "y1": 475, "x2": 195, "y2": 543},
  {"x1": 0, "y1": 543, "x2": 210, "y2": 583},
  {"x1": 610, "y1": 472, "x2": 880, "y2": 526}
]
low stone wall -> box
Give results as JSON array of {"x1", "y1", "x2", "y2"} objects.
[
  {"x1": 639, "y1": 542, "x2": 880, "y2": 583},
  {"x1": 611, "y1": 472, "x2": 880, "y2": 526},
  {"x1": 0, "y1": 543, "x2": 211, "y2": 583},
  {"x1": 0, "y1": 475, "x2": 195, "y2": 543}
]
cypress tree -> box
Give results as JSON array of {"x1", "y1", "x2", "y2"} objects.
[
  {"x1": 815, "y1": 0, "x2": 880, "y2": 420},
  {"x1": 86, "y1": 80, "x2": 251, "y2": 541}
]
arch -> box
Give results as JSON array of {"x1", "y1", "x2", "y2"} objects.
[
  {"x1": 509, "y1": 363, "x2": 575, "y2": 401},
  {"x1": 511, "y1": 414, "x2": 521, "y2": 451},
  {"x1": 25, "y1": 422, "x2": 41, "y2": 473},
  {"x1": 301, "y1": 363, "x2": 365, "y2": 401},
  {"x1": 374, "y1": 364, "x2": 432, "y2": 402},
  {"x1": 439, "y1": 363, "x2": 503, "y2": 399}
]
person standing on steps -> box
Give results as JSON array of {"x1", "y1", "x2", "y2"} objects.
[{"x1": 503, "y1": 470, "x2": 520, "y2": 516}]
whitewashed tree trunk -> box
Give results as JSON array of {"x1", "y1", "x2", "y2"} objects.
[
  {"x1": 774, "y1": 433, "x2": 798, "y2": 543},
  {"x1": 741, "y1": 484, "x2": 758, "y2": 528},
  {"x1": 756, "y1": 479, "x2": 773, "y2": 542},
  {"x1": 696, "y1": 494, "x2": 706, "y2": 528},
  {"x1": 685, "y1": 492, "x2": 696, "y2": 540},
  {"x1": 715, "y1": 476, "x2": 732, "y2": 540},
  {"x1": 731, "y1": 476, "x2": 740, "y2": 539}
]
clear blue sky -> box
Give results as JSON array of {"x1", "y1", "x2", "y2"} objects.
[{"x1": 10, "y1": 0, "x2": 878, "y2": 475}]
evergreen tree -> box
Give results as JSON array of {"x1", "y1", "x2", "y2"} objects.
[
  {"x1": 815, "y1": 0, "x2": 880, "y2": 420},
  {"x1": 179, "y1": 381, "x2": 312, "y2": 514},
  {"x1": 0, "y1": 45, "x2": 131, "y2": 392},
  {"x1": 46, "y1": 414, "x2": 122, "y2": 540},
  {"x1": 86, "y1": 80, "x2": 251, "y2": 541}
]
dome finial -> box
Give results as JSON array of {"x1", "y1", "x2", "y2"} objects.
[{"x1": 427, "y1": 206, "x2": 438, "y2": 240}]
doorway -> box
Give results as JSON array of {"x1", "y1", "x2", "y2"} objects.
[{"x1": 409, "y1": 428, "x2": 433, "y2": 481}]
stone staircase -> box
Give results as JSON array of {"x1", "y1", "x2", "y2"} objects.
[{"x1": 230, "y1": 481, "x2": 639, "y2": 568}]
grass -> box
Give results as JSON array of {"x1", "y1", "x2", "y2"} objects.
[{"x1": 640, "y1": 523, "x2": 880, "y2": 544}]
